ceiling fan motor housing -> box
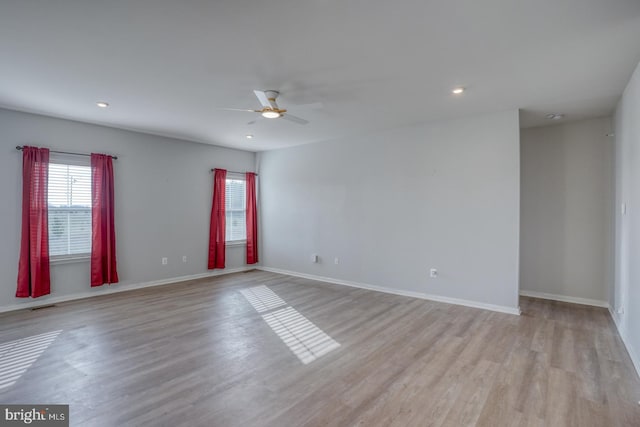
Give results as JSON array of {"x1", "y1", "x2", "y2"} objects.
[{"x1": 264, "y1": 90, "x2": 279, "y2": 99}]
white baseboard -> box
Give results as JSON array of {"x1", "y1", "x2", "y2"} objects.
[
  {"x1": 519, "y1": 290, "x2": 609, "y2": 308},
  {"x1": 0, "y1": 267, "x2": 254, "y2": 314},
  {"x1": 257, "y1": 266, "x2": 521, "y2": 315},
  {"x1": 608, "y1": 307, "x2": 640, "y2": 380}
]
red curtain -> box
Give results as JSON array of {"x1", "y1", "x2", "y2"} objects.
[
  {"x1": 91, "y1": 154, "x2": 119, "y2": 287},
  {"x1": 16, "y1": 147, "x2": 51, "y2": 298},
  {"x1": 208, "y1": 169, "x2": 227, "y2": 269},
  {"x1": 246, "y1": 172, "x2": 258, "y2": 264}
]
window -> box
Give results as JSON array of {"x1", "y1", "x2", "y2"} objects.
[
  {"x1": 47, "y1": 159, "x2": 92, "y2": 258},
  {"x1": 225, "y1": 177, "x2": 246, "y2": 242}
]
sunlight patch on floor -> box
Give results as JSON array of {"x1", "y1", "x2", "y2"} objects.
[
  {"x1": 0, "y1": 330, "x2": 62, "y2": 390},
  {"x1": 241, "y1": 286, "x2": 340, "y2": 364},
  {"x1": 240, "y1": 285, "x2": 287, "y2": 313},
  {"x1": 262, "y1": 307, "x2": 341, "y2": 364}
]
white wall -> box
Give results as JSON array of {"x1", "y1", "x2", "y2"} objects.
[
  {"x1": 612, "y1": 60, "x2": 640, "y2": 374},
  {"x1": 258, "y1": 110, "x2": 521, "y2": 312},
  {"x1": 520, "y1": 118, "x2": 613, "y2": 304},
  {"x1": 0, "y1": 108, "x2": 255, "y2": 311}
]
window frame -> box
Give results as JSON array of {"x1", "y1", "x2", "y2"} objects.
[
  {"x1": 224, "y1": 173, "x2": 247, "y2": 245},
  {"x1": 47, "y1": 154, "x2": 92, "y2": 261}
]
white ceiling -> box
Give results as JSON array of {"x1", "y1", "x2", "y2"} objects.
[{"x1": 1, "y1": 0, "x2": 639, "y2": 151}]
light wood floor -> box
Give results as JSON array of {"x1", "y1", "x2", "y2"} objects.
[{"x1": 1, "y1": 270, "x2": 639, "y2": 426}]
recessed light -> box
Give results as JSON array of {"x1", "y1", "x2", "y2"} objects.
[
  {"x1": 96, "y1": 101, "x2": 109, "y2": 108},
  {"x1": 452, "y1": 87, "x2": 465, "y2": 95},
  {"x1": 546, "y1": 113, "x2": 564, "y2": 120},
  {"x1": 246, "y1": 134, "x2": 254, "y2": 139}
]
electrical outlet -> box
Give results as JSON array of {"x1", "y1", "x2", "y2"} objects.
[
  {"x1": 429, "y1": 268, "x2": 438, "y2": 278},
  {"x1": 162, "y1": 257, "x2": 168, "y2": 265},
  {"x1": 182, "y1": 256, "x2": 187, "y2": 263}
]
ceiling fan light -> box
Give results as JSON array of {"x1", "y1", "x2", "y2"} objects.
[{"x1": 261, "y1": 110, "x2": 281, "y2": 119}]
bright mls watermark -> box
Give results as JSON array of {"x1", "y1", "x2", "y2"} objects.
[{"x1": 0, "y1": 405, "x2": 68, "y2": 426}]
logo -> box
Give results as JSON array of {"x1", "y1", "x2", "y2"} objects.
[{"x1": 0, "y1": 405, "x2": 68, "y2": 426}]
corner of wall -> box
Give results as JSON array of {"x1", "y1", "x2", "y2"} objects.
[{"x1": 608, "y1": 306, "x2": 640, "y2": 379}]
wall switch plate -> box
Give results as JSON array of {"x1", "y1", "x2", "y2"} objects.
[
  {"x1": 334, "y1": 257, "x2": 340, "y2": 265},
  {"x1": 162, "y1": 257, "x2": 168, "y2": 265},
  {"x1": 430, "y1": 268, "x2": 438, "y2": 278},
  {"x1": 182, "y1": 256, "x2": 187, "y2": 263},
  {"x1": 311, "y1": 254, "x2": 318, "y2": 263}
]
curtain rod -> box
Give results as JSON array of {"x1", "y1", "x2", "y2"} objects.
[
  {"x1": 16, "y1": 146, "x2": 118, "y2": 160},
  {"x1": 211, "y1": 168, "x2": 258, "y2": 176}
]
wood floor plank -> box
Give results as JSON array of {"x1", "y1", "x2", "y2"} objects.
[{"x1": 0, "y1": 271, "x2": 639, "y2": 426}]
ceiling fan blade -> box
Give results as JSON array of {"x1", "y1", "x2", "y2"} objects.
[
  {"x1": 282, "y1": 113, "x2": 309, "y2": 125},
  {"x1": 220, "y1": 108, "x2": 259, "y2": 113},
  {"x1": 254, "y1": 90, "x2": 277, "y2": 108},
  {"x1": 253, "y1": 90, "x2": 279, "y2": 110}
]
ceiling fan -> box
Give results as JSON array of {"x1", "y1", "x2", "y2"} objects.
[{"x1": 221, "y1": 90, "x2": 309, "y2": 125}]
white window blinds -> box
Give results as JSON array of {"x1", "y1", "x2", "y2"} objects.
[
  {"x1": 225, "y1": 177, "x2": 246, "y2": 242},
  {"x1": 48, "y1": 159, "x2": 92, "y2": 257}
]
